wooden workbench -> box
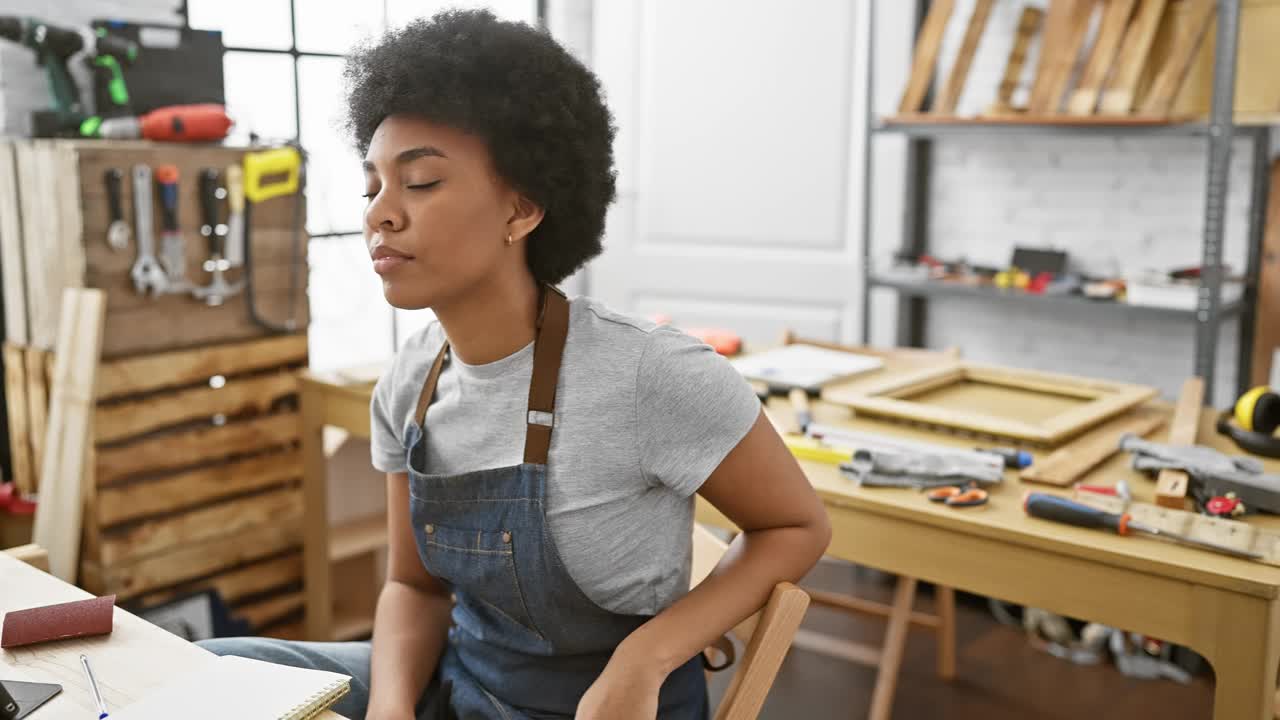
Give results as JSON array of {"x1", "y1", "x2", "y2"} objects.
[
  {"x1": 0, "y1": 552, "x2": 346, "y2": 719},
  {"x1": 299, "y1": 363, "x2": 1280, "y2": 719}
]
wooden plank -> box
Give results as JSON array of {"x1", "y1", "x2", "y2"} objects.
[
  {"x1": 1021, "y1": 406, "x2": 1167, "y2": 486},
  {"x1": 24, "y1": 351, "x2": 51, "y2": 497},
  {"x1": 96, "y1": 369, "x2": 298, "y2": 444},
  {"x1": 897, "y1": 0, "x2": 956, "y2": 113},
  {"x1": 301, "y1": 378, "x2": 334, "y2": 640},
  {"x1": 234, "y1": 590, "x2": 305, "y2": 631},
  {"x1": 1034, "y1": 0, "x2": 1102, "y2": 114},
  {"x1": 867, "y1": 577, "x2": 917, "y2": 720},
  {"x1": 1068, "y1": 0, "x2": 1140, "y2": 115},
  {"x1": 32, "y1": 288, "x2": 106, "y2": 582},
  {"x1": 15, "y1": 144, "x2": 62, "y2": 351},
  {"x1": 98, "y1": 484, "x2": 302, "y2": 566},
  {"x1": 1155, "y1": 377, "x2": 1204, "y2": 509},
  {"x1": 0, "y1": 143, "x2": 29, "y2": 345},
  {"x1": 1027, "y1": 0, "x2": 1076, "y2": 112},
  {"x1": 1099, "y1": 0, "x2": 1171, "y2": 113},
  {"x1": 100, "y1": 288, "x2": 309, "y2": 360},
  {"x1": 97, "y1": 333, "x2": 307, "y2": 400},
  {"x1": 96, "y1": 411, "x2": 300, "y2": 486},
  {"x1": 1252, "y1": 160, "x2": 1280, "y2": 387},
  {"x1": 81, "y1": 519, "x2": 302, "y2": 599},
  {"x1": 1139, "y1": 0, "x2": 1215, "y2": 116},
  {"x1": 990, "y1": 6, "x2": 1045, "y2": 113},
  {"x1": 935, "y1": 0, "x2": 996, "y2": 114},
  {"x1": 2, "y1": 544, "x2": 50, "y2": 572},
  {"x1": 3, "y1": 344, "x2": 34, "y2": 495},
  {"x1": 136, "y1": 552, "x2": 304, "y2": 608},
  {"x1": 97, "y1": 448, "x2": 302, "y2": 527}
]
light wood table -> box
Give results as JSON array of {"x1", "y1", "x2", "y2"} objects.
[
  {"x1": 0, "y1": 552, "x2": 346, "y2": 719},
  {"x1": 697, "y1": 396, "x2": 1280, "y2": 720},
  {"x1": 298, "y1": 362, "x2": 1280, "y2": 718}
]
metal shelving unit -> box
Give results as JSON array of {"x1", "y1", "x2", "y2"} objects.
[{"x1": 859, "y1": 0, "x2": 1272, "y2": 405}]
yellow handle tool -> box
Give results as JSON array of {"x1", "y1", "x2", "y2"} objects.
[{"x1": 243, "y1": 146, "x2": 301, "y2": 203}]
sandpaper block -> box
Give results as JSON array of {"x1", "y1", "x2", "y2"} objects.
[{"x1": 1, "y1": 595, "x2": 115, "y2": 648}]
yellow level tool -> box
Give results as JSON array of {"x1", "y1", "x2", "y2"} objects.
[{"x1": 783, "y1": 435, "x2": 855, "y2": 465}]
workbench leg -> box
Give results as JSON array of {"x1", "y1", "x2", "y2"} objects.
[
  {"x1": 935, "y1": 585, "x2": 956, "y2": 681},
  {"x1": 301, "y1": 382, "x2": 334, "y2": 642},
  {"x1": 868, "y1": 576, "x2": 916, "y2": 720},
  {"x1": 1193, "y1": 587, "x2": 1280, "y2": 720}
]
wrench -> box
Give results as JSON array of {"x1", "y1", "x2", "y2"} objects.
[{"x1": 129, "y1": 165, "x2": 167, "y2": 295}]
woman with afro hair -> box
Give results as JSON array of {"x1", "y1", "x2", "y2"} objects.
[{"x1": 201, "y1": 9, "x2": 830, "y2": 720}]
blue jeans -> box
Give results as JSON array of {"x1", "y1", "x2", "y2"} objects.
[{"x1": 198, "y1": 637, "x2": 447, "y2": 720}]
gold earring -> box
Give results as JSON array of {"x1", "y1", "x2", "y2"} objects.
[{"x1": 506, "y1": 234, "x2": 514, "y2": 247}]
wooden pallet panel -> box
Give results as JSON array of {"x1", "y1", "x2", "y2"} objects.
[
  {"x1": 1099, "y1": 0, "x2": 1171, "y2": 113},
  {"x1": 234, "y1": 590, "x2": 305, "y2": 632},
  {"x1": 96, "y1": 447, "x2": 302, "y2": 527},
  {"x1": 990, "y1": 6, "x2": 1045, "y2": 113},
  {"x1": 96, "y1": 411, "x2": 299, "y2": 486},
  {"x1": 97, "y1": 333, "x2": 307, "y2": 401},
  {"x1": 898, "y1": 0, "x2": 956, "y2": 113},
  {"x1": 98, "y1": 484, "x2": 302, "y2": 565},
  {"x1": 3, "y1": 344, "x2": 34, "y2": 494},
  {"x1": 80, "y1": 519, "x2": 302, "y2": 599},
  {"x1": 936, "y1": 0, "x2": 996, "y2": 114},
  {"x1": 1068, "y1": 0, "x2": 1140, "y2": 115},
  {"x1": 1139, "y1": 0, "x2": 1216, "y2": 116},
  {"x1": 0, "y1": 144, "x2": 28, "y2": 345},
  {"x1": 96, "y1": 369, "x2": 298, "y2": 444},
  {"x1": 134, "y1": 552, "x2": 304, "y2": 608}
]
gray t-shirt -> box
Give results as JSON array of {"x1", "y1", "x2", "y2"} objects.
[{"x1": 370, "y1": 295, "x2": 761, "y2": 616}]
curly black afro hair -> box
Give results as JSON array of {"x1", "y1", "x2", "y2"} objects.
[{"x1": 343, "y1": 9, "x2": 617, "y2": 286}]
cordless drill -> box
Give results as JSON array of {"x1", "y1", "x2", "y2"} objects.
[{"x1": 0, "y1": 16, "x2": 137, "y2": 137}]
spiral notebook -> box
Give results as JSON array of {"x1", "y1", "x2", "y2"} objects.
[{"x1": 112, "y1": 655, "x2": 350, "y2": 720}]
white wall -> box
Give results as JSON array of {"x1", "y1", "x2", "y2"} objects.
[
  {"x1": 882, "y1": 0, "x2": 1257, "y2": 403},
  {"x1": 0, "y1": 0, "x2": 181, "y2": 135}
]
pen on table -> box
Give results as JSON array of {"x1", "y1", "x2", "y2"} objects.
[{"x1": 80, "y1": 654, "x2": 109, "y2": 719}]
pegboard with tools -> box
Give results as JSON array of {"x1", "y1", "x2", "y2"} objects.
[{"x1": 0, "y1": 139, "x2": 309, "y2": 360}]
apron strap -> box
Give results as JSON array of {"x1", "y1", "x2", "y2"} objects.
[
  {"x1": 410, "y1": 285, "x2": 570, "y2": 467},
  {"x1": 524, "y1": 286, "x2": 569, "y2": 464},
  {"x1": 413, "y1": 339, "x2": 451, "y2": 427}
]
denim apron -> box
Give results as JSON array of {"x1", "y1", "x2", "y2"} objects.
[{"x1": 404, "y1": 285, "x2": 708, "y2": 719}]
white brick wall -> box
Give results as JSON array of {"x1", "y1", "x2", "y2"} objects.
[
  {"x1": 906, "y1": 0, "x2": 1264, "y2": 403},
  {"x1": 0, "y1": 0, "x2": 180, "y2": 136}
]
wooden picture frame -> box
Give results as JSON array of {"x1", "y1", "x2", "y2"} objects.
[{"x1": 825, "y1": 362, "x2": 1157, "y2": 446}]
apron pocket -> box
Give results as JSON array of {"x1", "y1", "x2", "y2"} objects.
[{"x1": 418, "y1": 522, "x2": 545, "y2": 641}]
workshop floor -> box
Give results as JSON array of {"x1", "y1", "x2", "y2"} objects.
[{"x1": 709, "y1": 559, "x2": 1216, "y2": 720}]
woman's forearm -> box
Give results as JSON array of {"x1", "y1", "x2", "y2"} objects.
[
  {"x1": 614, "y1": 520, "x2": 828, "y2": 678},
  {"x1": 368, "y1": 580, "x2": 453, "y2": 714}
]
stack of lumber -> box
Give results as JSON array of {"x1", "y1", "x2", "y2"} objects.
[{"x1": 892, "y1": 0, "x2": 1250, "y2": 123}]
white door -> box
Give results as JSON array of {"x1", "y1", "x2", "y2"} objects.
[{"x1": 586, "y1": 1, "x2": 905, "y2": 348}]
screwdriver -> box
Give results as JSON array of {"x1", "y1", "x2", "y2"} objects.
[{"x1": 1022, "y1": 492, "x2": 1263, "y2": 561}]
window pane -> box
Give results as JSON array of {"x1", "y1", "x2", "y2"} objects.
[
  {"x1": 224, "y1": 52, "x2": 296, "y2": 142},
  {"x1": 294, "y1": 0, "x2": 385, "y2": 54},
  {"x1": 298, "y1": 57, "x2": 364, "y2": 235},
  {"x1": 386, "y1": 0, "x2": 537, "y2": 27},
  {"x1": 188, "y1": 0, "x2": 293, "y2": 50},
  {"x1": 308, "y1": 235, "x2": 394, "y2": 372}
]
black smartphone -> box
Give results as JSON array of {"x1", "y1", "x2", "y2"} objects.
[{"x1": 0, "y1": 681, "x2": 18, "y2": 720}]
